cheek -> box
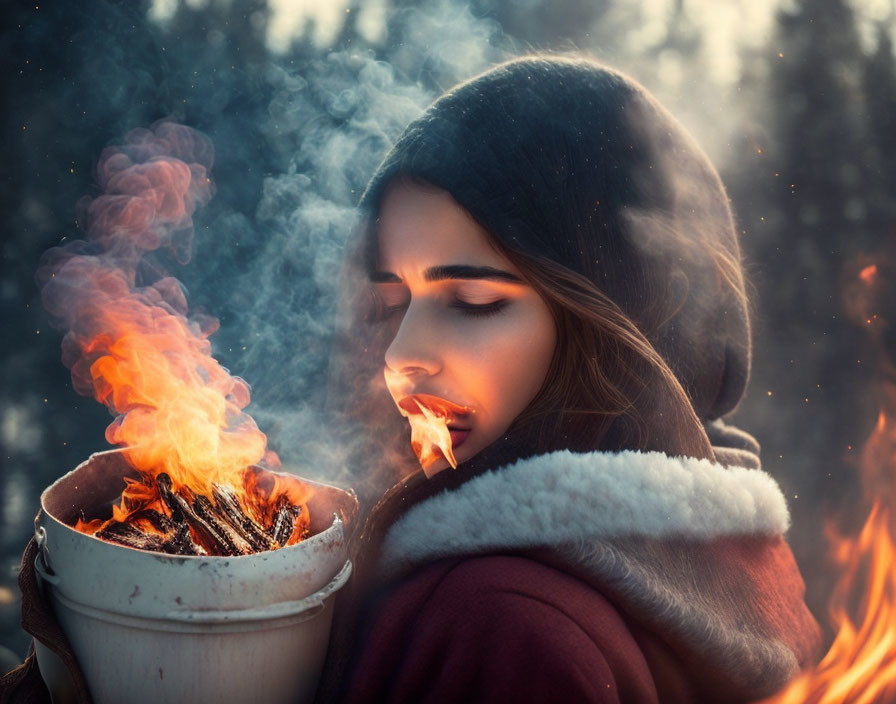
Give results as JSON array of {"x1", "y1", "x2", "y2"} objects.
[{"x1": 449, "y1": 303, "x2": 556, "y2": 425}]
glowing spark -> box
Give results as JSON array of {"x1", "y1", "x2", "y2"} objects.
[{"x1": 860, "y1": 265, "x2": 878, "y2": 285}]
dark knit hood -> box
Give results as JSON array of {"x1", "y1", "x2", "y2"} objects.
[{"x1": 359, "y1": 56, "x2": 751, "y2": 422}]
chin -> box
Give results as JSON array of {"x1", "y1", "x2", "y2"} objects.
[{"x1": 421, "y1": 439, "x2": 483, "y2": 479}]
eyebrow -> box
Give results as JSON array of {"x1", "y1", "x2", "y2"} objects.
[{"x1": 370, "y1": 265, "x2": 523, "y2": 284}]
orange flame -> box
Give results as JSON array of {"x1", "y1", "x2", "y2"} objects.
[
  {"x1": 859, "y1": 265, "x2": 878, "y2": 285},
  {"x1": 40, "y1": 123, "x2": 311, "y2": 547},
  {"x1": 758, "y1": 411, "x2": 896, "y2": 700},
  {"x1": 399, "y1": 398, "x2": 458, "y2": 474},
  {"x1": 760, "y1": 505, "x2": 896, "y2": 702}
]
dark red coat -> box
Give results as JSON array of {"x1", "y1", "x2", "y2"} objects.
[
  {"x1": 327, "y1": 446, "x2": 821, "y2": 703},
  {"x1": 344, "y1": 554, "x2": 698, "y2": 703}
]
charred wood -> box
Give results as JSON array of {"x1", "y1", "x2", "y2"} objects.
[
  {"x1": 157, "y1": 473, "x2": 236, "y2": 555},
  {"x1": 156, "y1": 473, "x2": 186, "y2": 523},
  {"x1": 270, "y1": 495, "x2": 302, "y2": 546},
  {"x1": 135, "y1": 509, "x2": 176, "y2": 535},
  {"x1": 97, "y1": 522, "x2": 165, "y2": 552},
  {"x1": 212, "y1": 484, "x2": 275, "y2": 552},
  {"x1": 178, "y1": 496, "x2": 237, "y2": 555},
  {"x1": 94, "y1": 473, "x2": 305, "y2": 556},
  {"x1": 129, "y1": 508, "x2": 205, "y2": 555},
  {"x1": 193, "y1": 495, "x2": 253, "y2": 556},
  {"x1": 163, "y1": 521, "x2": 205, "y2": 556}
]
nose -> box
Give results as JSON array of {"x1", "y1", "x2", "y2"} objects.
[{"x1": 384, "y1": 302, "x2": 442, "y2": 378}]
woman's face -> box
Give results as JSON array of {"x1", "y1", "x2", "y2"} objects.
[{"x1": 374, "y1": 181, "x2": 557, "y2": 477}]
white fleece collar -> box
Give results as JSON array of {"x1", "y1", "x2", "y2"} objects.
[{"x1": 379, "y1": 449, "x2": 790, "y2": 575}]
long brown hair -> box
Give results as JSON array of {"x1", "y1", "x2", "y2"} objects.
[{"x1": 497, "y1": 249, "x2": 715, "y2": 460}]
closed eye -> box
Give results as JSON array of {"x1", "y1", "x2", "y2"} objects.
[
  {"x1": 451, "y1": 299, "x2": 508, "y2": 317},
  {"x1": 382, "y1": 301, "x2": 409, "y2": 317},
  {"x1": 373, "y1": 282, "x2": 409, "y2": 320}
]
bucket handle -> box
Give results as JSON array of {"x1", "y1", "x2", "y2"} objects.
[{"x1": 33, "y1": 511, "x2": 59, "y2": 586}]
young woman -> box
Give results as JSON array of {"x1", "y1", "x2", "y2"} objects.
[{"x1": 318, "y1": 55, "x2": 821, "y2": 703}]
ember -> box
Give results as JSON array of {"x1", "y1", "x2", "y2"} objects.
[
  {"x1": 78, "y1": 469, "x2": 307, "y2": 556},
  {"x1": 37, "y1": 122, "x2": 312, "y2": 555}
]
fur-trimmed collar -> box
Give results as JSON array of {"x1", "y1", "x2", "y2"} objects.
[
  {"x1": 373, "y1": 450, "x2": 819, "y2": 700},
  {"x1": 379, "y1": 449, "x2": 789, "y2": 576}
]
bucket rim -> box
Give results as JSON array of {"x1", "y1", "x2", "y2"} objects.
[
  {"x1": 37, "y1": 556, "x2": 353, "y2": 628},
  {"x1": 38, "y1": 448, "x2": 355, "y2": 562}
]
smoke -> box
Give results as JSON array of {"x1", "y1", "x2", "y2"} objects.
[
  {"x1": 218, "y1": 54, "x2": 428, "y2": 486},
  {"x1": 36, "y1": 123, "x2": 277, "y2": 489},
  {"x1": 22, "y1": 0, "x2": 760, "y2": 503},
  {"x1": 13, "y1": 0, "x2": 504, "y2": 502},
  {"x1": 172, "y1": 3, "x2": 511, "y2": 495}
]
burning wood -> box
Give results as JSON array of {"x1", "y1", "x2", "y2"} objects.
[
  {"x1": 96, "y1": 522, "x2": 168, "y2": 553},
  {"x1": 212, "y1": 483, "x2": 277, "y2": 551},
  {"x1": 83, "y1": 470, "x2": 308, "y2": 557},
  {"x1": 271, "y1": 495, "x2": 303, "y2": 546},
  {"x1": 34, "y1": 124, "x2": 317, "y2": 558}
]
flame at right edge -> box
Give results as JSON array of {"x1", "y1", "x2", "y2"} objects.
[
  {"x1": 820, "y1": 501, "x2": 896, "y2": 703},
  {"x1": 759, "y1": 411, "x2": 896, "y2": 703},
  {"x1": 759, "y1": 253, "x2": 896, "y2": 703}
]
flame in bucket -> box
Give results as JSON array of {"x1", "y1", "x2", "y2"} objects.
[{"x1": 38, "y1": 123, "x2": 311, "y2": 548}]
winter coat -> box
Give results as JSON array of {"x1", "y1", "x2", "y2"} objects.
[{"x1": 329, "y1": 434, "x2": 821, "y2": 703}]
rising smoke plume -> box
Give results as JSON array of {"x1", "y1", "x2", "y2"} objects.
[
  {"x1": 183, "y1": 2, "x2": 510, "y2": 495},
  {"x1": 37, "y1": 122, "x2": 275, "y2": 489},
  {"x1": 19, "y1": 1, "x2": 512, "y2": 508}
]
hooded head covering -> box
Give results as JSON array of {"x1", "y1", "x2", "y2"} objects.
[
  {"x1": 312, "y1": 61, "x2": 806, "y2": 704},
  {"x1": 359, "y1": 55, "x2": 751, "y2": 423}
]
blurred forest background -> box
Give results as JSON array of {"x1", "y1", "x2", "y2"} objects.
[{"x1": 1, "y1": 0, "x2": 895, "y2": 667}]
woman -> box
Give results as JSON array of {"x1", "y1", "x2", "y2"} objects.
[{"x1": 318, "y1": 55, "x2": 821, "y2": 703}]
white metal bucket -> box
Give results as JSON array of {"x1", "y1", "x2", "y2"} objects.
[{"x1": 33, "y1": 450, "x2": 357, "y2": 704}]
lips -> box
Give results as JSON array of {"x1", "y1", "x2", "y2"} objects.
[
  {"x1": 448, "y1": 428, "x2": 470, "y2": 449},
  {"x1": 398, "y1": 394, "x2": 471, "y2": 421},
  {"x1": 397, "y1": 394, "x2": 472, "y2": 452}
]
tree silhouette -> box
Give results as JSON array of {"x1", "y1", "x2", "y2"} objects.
[{"x1": 732, "y1": 0, "x2": 891, "y2": 624}]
